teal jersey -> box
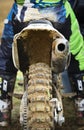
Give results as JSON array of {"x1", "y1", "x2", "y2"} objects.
[
  {"x1": 15, "y1": 0, "x2": 28, "y2": 5},
  {"x1": 15, "y1": 0, "x2": 63, "y2": 6}
]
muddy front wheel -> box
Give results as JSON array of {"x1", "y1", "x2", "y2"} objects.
[{"x1": 27, "y1": 63, "x2": 54, "y2": 130}]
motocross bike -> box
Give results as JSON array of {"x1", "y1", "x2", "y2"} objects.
[{"x1": 12, "y1": 14, "x2": 70, "y2": 129}]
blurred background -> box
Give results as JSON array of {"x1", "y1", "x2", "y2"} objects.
[{"x1": 0, "y1": 0, "x2": 13, "y2": 35}]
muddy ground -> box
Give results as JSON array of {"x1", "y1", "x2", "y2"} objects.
[{"x1": 0, "y1": 1, "x2": 84, "y2": 130}]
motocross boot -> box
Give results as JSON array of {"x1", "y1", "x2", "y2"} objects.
[
  {"x1": 0, "y1": 74, "x2": 16, "y2": 126},
  {"x1": 71, "y1": 73, "x2": 84, "y2": 126},
  {"x1": 75, "y1": 97, "x2": 84, "y2": 126}
]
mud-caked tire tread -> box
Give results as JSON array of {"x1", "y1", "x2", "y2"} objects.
[{"x1": 27, "y1": 63, "x2": 54, "y2": 130}]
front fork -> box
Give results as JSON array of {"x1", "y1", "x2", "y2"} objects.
[{"x1": 50, "y1": 84, "x2": 65, "y2": 126}]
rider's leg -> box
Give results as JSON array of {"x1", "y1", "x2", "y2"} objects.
[
  {"x1": 68, "y1": 54, "x2": 84, "y2": 126},
  {"x1": 0, "y1": 2, "x2": 29, "y2": 126},
  {"x1": 0, "y1": 4, "x2": 18, "y2": 126}
]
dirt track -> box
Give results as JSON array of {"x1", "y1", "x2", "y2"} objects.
[{"x1": 0, "y1": 1, "x2": 84, "y2": 130}]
